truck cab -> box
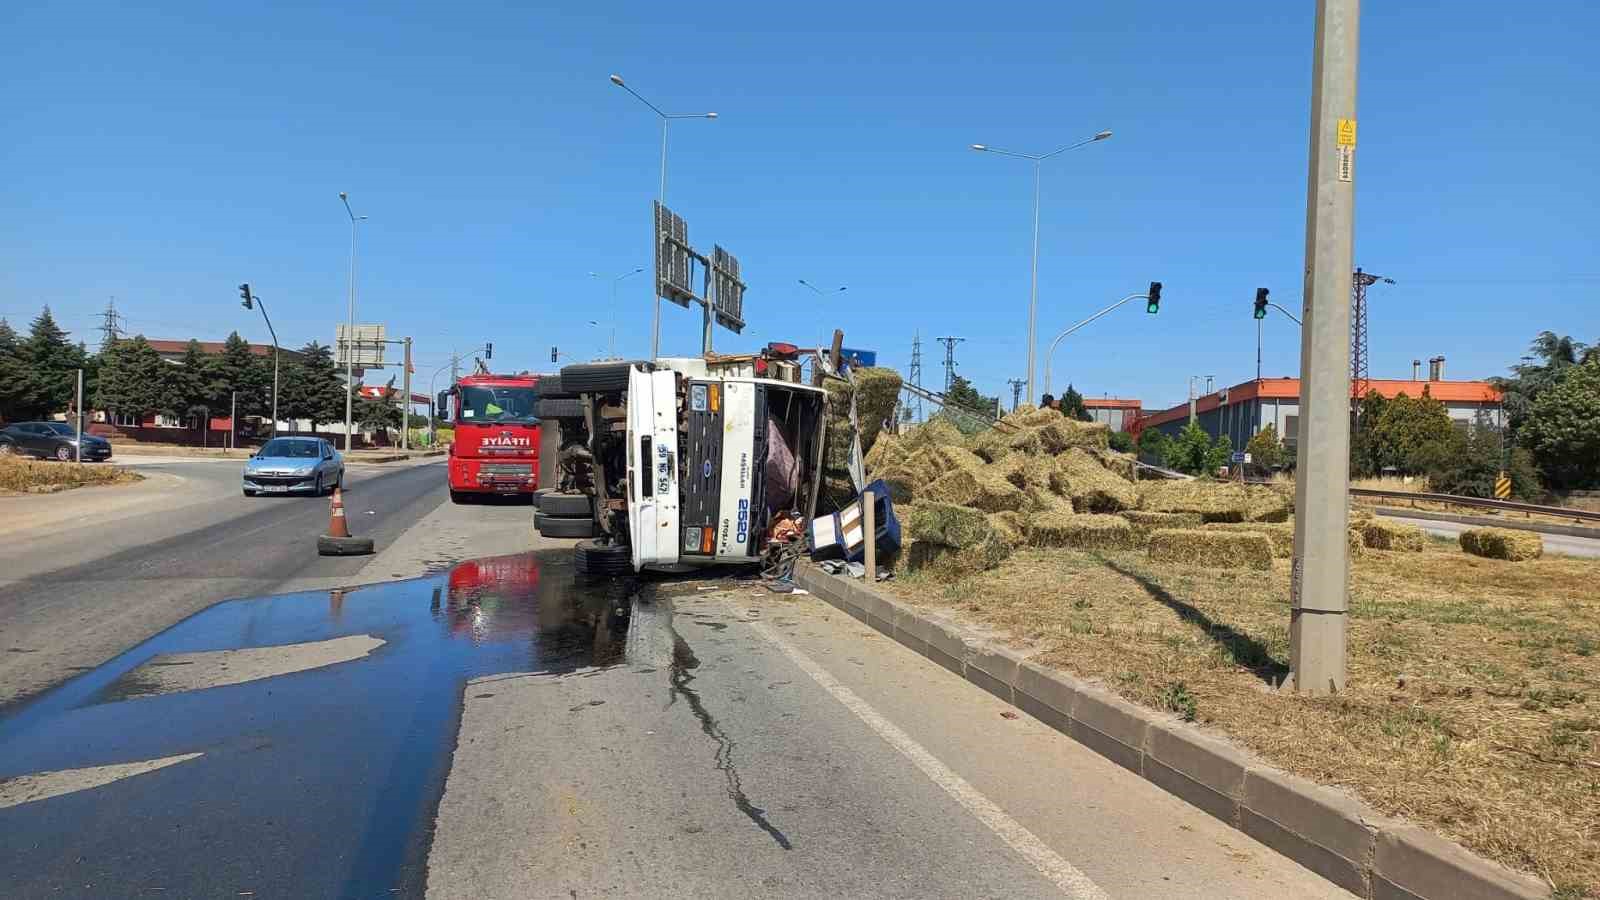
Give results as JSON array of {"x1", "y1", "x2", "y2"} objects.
[
  {"x1": 555, "y1": 356, "x2": 827, "y2": 575},
  {"x1": 438, "y1": 374, "x2": 542, "y2": 502}
]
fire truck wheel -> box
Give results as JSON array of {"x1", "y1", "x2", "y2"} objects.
[
  {"x1": 559, "y1": 361, "x2": 637, "y2": 394},
  {"x1": 538, "y1": 516, "x2": 595, "y2": 538},
  {"x1": 536, "y1": 398, "x2": 585, "y2": 419},
  {"x1": 574, "y1": 539, "x2": 632, "y2": 576},
  {"x1": 535, "y1": 374, "x2": 573, "y2": 399},
  {"x1": 539, "y1": 491, "x2": 592, "y2": 518},
  {"x1": 450, "y1": 489, "x2": 472, "y2": 505}
]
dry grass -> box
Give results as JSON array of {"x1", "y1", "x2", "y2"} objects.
[
  {"x1": 0, "y1": 457, "x2": 141, "y2": 493},
  {"x1": 1350, "y1": 475, "x2": 1428, "y2": 493},
  {"x1": 885, "y1": 540, "x2": 1600, "y2": 897},
  {"x1": 1461, "y1": 528, "x2": 1545, "y2": 562}
]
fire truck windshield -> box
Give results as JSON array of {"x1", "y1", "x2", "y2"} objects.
[{"x1": 457, "y1": 386, "x2": 537, "y2": 424}]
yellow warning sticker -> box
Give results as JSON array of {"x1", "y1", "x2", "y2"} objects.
[{"x1": 1337, "y1": 118, "x2": 1357, "y2": 146}]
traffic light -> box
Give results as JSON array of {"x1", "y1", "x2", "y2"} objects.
[
  {"x1": 550, "y1": 346, "x2": 558, "y2": 363},
  {"x1": 1146, "y1": 281, "x2": 1162, "y2": 314},
  {"x1": 1254, "y1": 287, "x2": 1269, "y2": 319},
  {"x1": 239, "y1": 283, "x2": 253, "y2": 309},
  {"x1": 484, "y1": 342, "x2": 493, "y2": 360}
]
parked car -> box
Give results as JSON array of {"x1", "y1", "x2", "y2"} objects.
[
  {"x1": 242, "y1": 437, "x2": 344, "y2": 497},
  {"x1": 0, "y1": 421, "x2": 113, "y2": 461}
]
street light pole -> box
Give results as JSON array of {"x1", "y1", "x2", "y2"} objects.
[
  {"x1": 971, "y1": 130, "x2": 1112, "y2": 405},
  {"x1": 590, "y1": 267, "x2": 644, "y2": 358},
  {"x1": 1290, "y1": 0, "x2": 1361, "y2": 696},
  {"x1": 339, "y1": 192, "x2": 368, "y2": 453},
  {"x1": 1041, "y1": 290, "x2": 1151, "y2": 399},
  {"x1": 609, "y1": 74, "x2": 717, "y2": 360}
]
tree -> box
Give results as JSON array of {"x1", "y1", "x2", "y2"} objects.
[
  {"x1": 278, "y1": 341, "x2": 345, "y2": 431},
  {"x1": 1137, "y1": 426, "x2": 1169, "y2": 463},
  {"x1": 93, "y1": 336, "x2": 170, "y2": 421},
  {"x1": 1246, "y1": 423, "x2": 1286, "y2": 470},
  {"x1": 1204, "y1": 434, "x2": 1235, "y2": 474},
  {"x1": 208, "y1": 332, "x2": 269, "y2": 416},
  {"x1": 17, "y1": 307, "x2": 85, "y2": 419},
  {"x1": 1349, "y1": 390, "x2": 1390, "y2": 477},
  {"x1": 0, "y1": 318, "x2": 24, "y2": 421},
  {"x1": 1364, "y1": 390, "x2": 1463, "y2": 475},
  {"x1": 1429, "y1": 411, "x2": 1543, "y2": 500},
  {"x1": 1163, "y1": 420, "x2": 1212, "y2": 474},
  {"x1": 354, "y1": 378, "x2": 402, "y2": 440},
  {"x1": 1108, "y1": 430, "x2": 1135, "y2": 453},
  {"x1": 1519, "y1": 358, "x2": 1600, "y2": 490},
  {"x1": 169, "y1": 340, "x2": 212, "y2": 423},
  {"x1": 1490, "y1": 330, "x2": 1593, "y2": 440},
  {"x1": 938, "y1": 375, "x2": 1000, "y2": 434},
  {"x1": 1061, "y1": 384, "x2": 1092, "y2": 422}
]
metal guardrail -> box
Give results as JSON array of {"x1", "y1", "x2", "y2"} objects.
[{"x1": 1349, "y1": 488, "x2": 1600, "y2": 523}]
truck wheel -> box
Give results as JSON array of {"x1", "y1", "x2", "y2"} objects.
[
  {"x1": 539, "y1": 515, "x2": 595, "y2": 538},
  {"x1": 559, "y1": 361, "x2": 638, "y2": 394},
  {"x1": 450, "y1": 489, "x2": 472, "y2": 504},
  {"x1": 539, "y1": 491, "x2": 591, "y2": 517},
  {"x1": 574, "y1": 539, "x2": 632, "y2": 576},
  {"x1": 536, "y1": 398, "x2": 585, "y2": 419},
  {"x1": 535, "y1": 373, "x2": 574, "y2": 399}
]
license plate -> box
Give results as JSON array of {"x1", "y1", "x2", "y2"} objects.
[
  {"x1": 262, "y1": 484, "x2": 289, "y2": 493},
  {"x1": 494, "y1": 484, "x2": 519, "y2": 492}
]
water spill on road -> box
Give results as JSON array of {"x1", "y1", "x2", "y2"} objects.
[{"x1": 0, "y1": 549, "x2": 629, "y2": 900}]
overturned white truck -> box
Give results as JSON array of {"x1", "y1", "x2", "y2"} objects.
[{"x1": 533, "y1": 353, "x2": 829, "y2": 576}]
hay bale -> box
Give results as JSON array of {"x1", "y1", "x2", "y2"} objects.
[
  {"x1": 1348, "y1": 528, "x2": 1365, "y2": 557},
  {"x1": 1027, "y1": 511, "x2": 1137, "y2": 550},
  {"x1": 992, "y1": 453, "x2": 1052, "y2": 491},
  {"x1": 1138, "y1": 480, "x2": 1250, "y2": 522},
  {"x1": 876, "y1": 464, "x2": 919, "y2": 504},
  {"x1": 1000, "y1": 405, "x2": 1060, "y2": 428},
  {"x1": 1037, "y1": 419, "x2": 1111, "y2": 453},
  {"x1": 1023, "y1": 484, "x2": 1074, "y2": 513},
  {"x1": 986, "y1": 511, "x2": 1026, "y2": 548},
  {"x1": 1205, "y1": 522, "x2": 1295, "y2": 558},
  {"x1": 1244, "y1": 485, "x2": 1292, "y2": 523},
  {"x1": 905, "y1": 501, "x2": 996, "y2": 549},
  {"x1": 1459, "y1": 527, "x2": 1543, "y2": 561},
  {"x1": 1088, "y1": 447, "x2": 1138, "y2": 482},
  {"x1": 907, "y1": 533, "x2": 1011, "y2": 581},
  {"x1": 1359, "y1": 519, "x2": 1427, "y2": 552},
  {"x1": 1004, "y1": 427, "x2": 1045, "y2": 456},
  {"x1": 901, "y1": 417, "x2": 964, "y2": 452},
  {"x1": 864, "y1": 430, "x2": 907, "y2": 474},
  {"x1": 850, "y1": 367, "x2": 903, "y2": 454},
  {"x1": 965, "y1": 428, "x2": 1013, "y2": 463},
  {"x1": 1120, "y1": 510, "x2": 1205, "y2": 547},
  {"x1": 1049, "y1": 448, "x2": 1139, "y2": 513},
  {"x1": 924, "y1": 468, "x2": 1026, "y2": 512},
  {"x1": 1147, "y1": 529, "x2": 1273, "y2": 570}
]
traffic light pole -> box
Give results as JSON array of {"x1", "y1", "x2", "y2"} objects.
[
  {"x1": 1041, "y1": 286, "x2": 1158, "y2": 399},
  {"x1": 1290, "y1": 0, "x2": 1360, "y2": 695}
]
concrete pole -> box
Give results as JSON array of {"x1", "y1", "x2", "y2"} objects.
[
  {"x1": 1290, "y1": 0, "x2": 1360, "y2": 695},
  {"x1": 862, "y1": 489, "x2": 877, "y2": 581},
  {"x1": 230, "y1": 391, "x2": 237, "y2": 451},
  {"x1": 402, "y1": 337, "x2": 412, "y2": 452},
  {"x1": 74, "y1": 369, "x2": 84, "y2": 462}
]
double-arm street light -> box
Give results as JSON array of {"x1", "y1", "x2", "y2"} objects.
[
  {"x1": 609, "y1": 73, "x2": 717, "y2": 359},
  {"x1": 588, "y1": 267, "x2": 644, "y2": 358},
  {"x1": 798, "y1": 279, "x2": 847, "y2": 372},
  {"x1": 338, "y1": 192, "x2": 368, "y2": 453},
  {"x1": 971, "y1": 130, "x2": 1112, "y2": 405}
]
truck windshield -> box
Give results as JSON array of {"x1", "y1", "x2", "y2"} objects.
[{"x1": 457, "y1": 386, "x2": 537, "y2": 424}]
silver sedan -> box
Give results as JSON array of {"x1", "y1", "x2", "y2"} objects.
[{"x1": 242, "y1": 437, "x2": 345, "y2": 497}]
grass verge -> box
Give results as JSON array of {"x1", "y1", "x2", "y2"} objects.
[
  {"x1": 0, "y1": 456, "x2": 143, "y2": 493},
  {"x1": 883, "y1": 540, "x2": 1600, "y2": 897}
]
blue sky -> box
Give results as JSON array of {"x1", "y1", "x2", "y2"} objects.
[{"x1": 2, "y1": 1, "x2": 1595, "y2": 411}]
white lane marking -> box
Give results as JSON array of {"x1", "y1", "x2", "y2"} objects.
[
  {"x1": 0, "y1": 753, "x2": 203, "y2": 810},
  {"x1": 746, "y1": 618, "x2": 1110, "y2": 900}
]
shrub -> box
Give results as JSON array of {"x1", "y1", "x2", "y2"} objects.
[{"x1": 1108, "y1": 430, "x2": 1135, "y2": 454}]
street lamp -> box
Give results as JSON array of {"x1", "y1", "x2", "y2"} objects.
[
  {"x1": 338, "y1": 192, "x2": 368, "y2": 453},
  {"x1": 798, "y1": 280, "x2": 847, "y2": 365},
  {"x1": 971, "y1": 130, "x2": 1112, "y2": 405},
  {"x1": 588, "y1": 267, "x2": 644, "y2": 358},
  {"x1": 609, "y1": 73, "x2": 717, "y2": 359}
]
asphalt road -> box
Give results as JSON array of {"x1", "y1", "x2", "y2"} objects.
[
  {"x1": 0, "y1": 457, "x2": 455, "y2": 706},
  {"x1": 1379, "y1": 512, "x2": 1600, "y2": 558}
]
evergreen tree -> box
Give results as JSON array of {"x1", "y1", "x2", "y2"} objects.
[
  {"x1": 19, "y1": 307, "x2": 84, "y2": 418},
  {"x1": 1137, "y1": 426, "x2": 1169, "y2": 463},
  {"x1": 1163, "y1": 420, "x2": 1212, "y2": 474},
  {"x1": 209, "y1": 332, "x2": 269, "y2": 416},
  {"x1": 355, "y1": 377, "x2": 402, "y2": 439},
  {"x1": 0, "y1": 318, "x2": 24, "y2": 421},
  {"x1": 172, "y1": 340, "x2": 212, "y2": 423},
  {"x1": 1204, "y1": 434, "x2": 1235, "y2": 474},
  {"x1": 278, "y1": 341, "x2": 344, "y2": 431},
  {"x1": 1061, "y1": 384, "x2": 1092, "y2": 422},
  {"x1": 1430, "y1": 411, "x2": 1543, "y2": 500},
  {"x1": 1369, "y1": 390, "x2": 1463, "y2": 475},
  {"x1": 94, "y1": 336, "x2": 169, "y2": 420},
  {"x1": 1245, "y1": 423, "x2": 1286, "y2": 470},
  {"x1": 1520, "y1": 357, "x2": 1600, "y2": 490}
]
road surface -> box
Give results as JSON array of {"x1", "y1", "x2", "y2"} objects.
[
  {"x1": 1378, "y1": 512, "x2": 1600, "y2": 558},
  {"x1": 0, "y1": 457, "x2": 472, "y2": 706},
  {"x1": 0, "y1": 508, "x2": 1357, "y2": 898}
]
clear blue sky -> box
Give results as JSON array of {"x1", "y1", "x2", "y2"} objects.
[{"x1": 2, "y1": 1, "x2": 1595, "y2": 411}]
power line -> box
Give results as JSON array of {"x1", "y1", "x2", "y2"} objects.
[
  {"x1": 907, "y1": 331, "x2": 924, "y2": 424},
  {"x1": 1007, "y1": 378, "x2": 1025, "y2": 411},
  {"x1": 936, "y1": 336, "x2": 965, "y2": 393},
  {"x1": 98, "y1": 297, "x2": 126, "y2": 350}
]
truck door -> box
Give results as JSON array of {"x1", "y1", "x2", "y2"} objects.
[{"x1": 627, "y1": 366, "x2": 680, "y2": 570}]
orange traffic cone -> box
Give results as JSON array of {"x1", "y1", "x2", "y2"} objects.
[
  {"x1": 328, "y1": 486, "x2": 351, "y2": 538},
  {"x1": 318, "y1": 485, "x2": 372, "y2": 556}
]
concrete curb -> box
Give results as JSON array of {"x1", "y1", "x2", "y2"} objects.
[
  {"x1": 794, "y1": 562, "x2": 1549, "y2": 900},
  {"x1": 1376, "y1": 506, "x2": 1600, "y2": 541}
]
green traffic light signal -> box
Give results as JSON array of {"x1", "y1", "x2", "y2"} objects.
[
  {"x1": 1146, "y1": 281, "x2": 1162, "y2": 314},
  {"x1": 1254, "y1": 287, "x2": 1269, "y2": 319}
]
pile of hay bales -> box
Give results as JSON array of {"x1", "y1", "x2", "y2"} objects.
[
  {"x1": 1359, "y1": 519, "x2": 1427, "y2": 552},
  {"x1": 1147, "y1": 529, "x2": 1274, "y2": 570},
  {"x1": 1204, "y1": 521, "x2": 1296, "y2": 558},
  {"x1": 1459, "y1": 527, "x2": 1543, "y2": 561},
  {"x1": 861, "y1": 404, "x2": 1301, "y2": 579}
]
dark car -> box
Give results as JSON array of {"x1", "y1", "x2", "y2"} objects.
[{"x1": 0, "y1": 421, "x2": 113, "y2": 462}]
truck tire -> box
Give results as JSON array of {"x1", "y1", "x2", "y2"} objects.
[
  {"x1": 537, "y1": 398, "x2": 585, "y2": 419},
  {"x1": 574, "y1": 539, "x2": 632, "y2": 576},
  {"x1": 559, "y1": 361, "x2": 638, "y2": 394},
  {"x1": 535, "y1": 373, "x2": 574, "y2": 399},
  {"x1": 538, "y1": 515, "x2": 595, "y2": 538},
  {"x1": 539, "y1": 491, "x2": 591, "y2": 518}
]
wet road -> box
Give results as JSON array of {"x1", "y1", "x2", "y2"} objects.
[
  {"x1": 0, "y1": 460, "x2": 451, "y2": 706},
  {"x1": 0, "y1": 549, "x2": 620, "y2": 898}
]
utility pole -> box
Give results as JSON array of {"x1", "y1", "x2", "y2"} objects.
[
  {"x1": 936, "y1": 336, "x2": 965, "y2": 393},
  {"x1": 401, "y1": 337, "x2": 412, "y2": 452},
  {"x1": 230, "y1": 391, "x2": 238, "y2": 451},
  {"x1": 908, "y1": 332, "x2": 925, "y2": 423},
  {"x1": 1008, "y1": 378, "x2": 1025, "y2": 411},
  {"x1": 1291, "y1": 0, "x2": 1361, "y2": 696},
  {"x1": 74, "y1": 369, "x2": 84, "y2": 462},
  {"x1": 1349, "y1": 267, "x2": 1393, "y2": 406}
]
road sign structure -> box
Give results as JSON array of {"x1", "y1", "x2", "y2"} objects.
[
  {"x1": 652, "y1": 201, "x2": 749, "y2": 350},
  {"x1": 336, "y1": 324, "x2": 388, "y2": 368},
  {"x1": 1495, "y1": 472, "x2": 1512, "y2": 500},
  {"x1": 710, "y1": 245, "x2": 745, "y2": 334}
]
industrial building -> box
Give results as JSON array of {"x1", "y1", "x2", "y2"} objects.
[{"x1": 1082, "y1": 397, "x2": 1143, "y2": 432}]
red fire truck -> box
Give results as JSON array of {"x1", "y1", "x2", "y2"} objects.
[{"x1": 438, "y1": 372, "x2": 542, "y2": 502}]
